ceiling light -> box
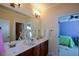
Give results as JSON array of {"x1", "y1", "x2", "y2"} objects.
[
  {"x1": 10, "y1": 3, "x2": 21, "y2": 8},
  {"x1": 34, "y1": 8, "x2": 40, "y2": 18}
]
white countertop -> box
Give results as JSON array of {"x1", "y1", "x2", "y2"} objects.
[{"x1": 3, "y1": 38, "x2": 48, "y2": 56}]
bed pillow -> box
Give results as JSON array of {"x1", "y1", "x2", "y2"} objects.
[{"x1": 59, "y1": 35, "x2": 75, "y2": 48}]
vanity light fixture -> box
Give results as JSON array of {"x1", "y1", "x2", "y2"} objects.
[
  {"x1": 10, "y1": 3, "x2": 21, "y2": 8},
  {"x1": 34, "y1": 8, "x2": 40, "y2": 18}
]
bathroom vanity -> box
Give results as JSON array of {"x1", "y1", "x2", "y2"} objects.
[
  {"x1": 0, "y1": 5, "x2": 48, "y2": 56},
  {"x1": 4, "y1": 38, "x2": 48, "y2": 56},
  {"x1": 1, "y1": 17, "x2": 48, "y2": 56}
]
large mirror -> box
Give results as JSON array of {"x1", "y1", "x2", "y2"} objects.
[
  {"x1": 0, "y1": 18, "x2": 41, "y2": 44},
  {"x1": 0, "y1": 18, "x2": 41, "y2": 43}
]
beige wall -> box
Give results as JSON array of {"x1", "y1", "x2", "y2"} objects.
[
  {"x1": 0, "y1": 6, "x2": 31, "y2": 42},
  {"x1": 41, "y1": 4, "x2": 79, "y2": 55}
]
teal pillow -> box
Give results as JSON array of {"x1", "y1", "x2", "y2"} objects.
[{"x1": 59, "y1": 35, "x2": 75, "y2": 48}]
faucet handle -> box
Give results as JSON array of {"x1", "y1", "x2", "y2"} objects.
[{"x1": 31, "y1": 38, "x2": 33, "y2": 41}]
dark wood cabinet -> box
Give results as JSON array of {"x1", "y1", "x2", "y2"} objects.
[
  {"x1": 40, "y1": 40, "x2": 48, "y2": 56},
  {"x1": 33, "y1": 45, "x2": 41, "y2": 56},
  {"x1": 17, "y1": 40, "x2": 48, "y2": 56}
]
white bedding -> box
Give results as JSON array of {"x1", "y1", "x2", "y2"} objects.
[{"x1": 59, "y1": 45, "x2": 78, "y2": 56}]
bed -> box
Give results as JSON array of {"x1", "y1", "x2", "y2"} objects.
[
  {"x1": 59, "y1": 45, "x2": 78, "y2": 56},
  {"x1": 59, "y1": 35, "x2": 78, "y2": 56}
]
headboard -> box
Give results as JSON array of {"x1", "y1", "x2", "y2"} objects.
[{"x1": 73, "y1": 37, "x2": 79, "y2": 46}]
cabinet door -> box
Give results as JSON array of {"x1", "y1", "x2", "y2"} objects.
[
  {"x1": 40, "y1": 40, "x2": 48, "y2": 56},
  {"x1": 33, "y1": 44, "x2": 41, "y2": 56},
  {"x1": 17, "y1": 48, "x2": 33, "y2": 56}
]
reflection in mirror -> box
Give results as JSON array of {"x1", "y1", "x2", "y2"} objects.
[
  {"x1": 15, "y1": 19, "x2": 40, "y2": 45},
  {"x1": 15, "y1": 20, "x2": 34, "y2": 45},
  {"x1": 23, "y1": 20, "x2": 35, "y2": 45},
  {"x1": 15, "y1": 22, "x2": 23, "y2": 40},
  {"x1": 15, "y1": 18, "x2": 41, "y2": 45},
  {"x1": 15, "y1": 20, "x2": 34, "y2": 40},
  {"x1": 26, "y1": 24, "x2": 32, "y2": 39},
  {"x1": 0, "y1": 18, "x2": 10, "y2": 42},
  {"x1": 23, "y1": 20, "x2": 37, "y2": 40}
]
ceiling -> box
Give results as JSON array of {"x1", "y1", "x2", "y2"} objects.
[{"x1": 0, "y1": 3, "x2": 59, "y2": 17}]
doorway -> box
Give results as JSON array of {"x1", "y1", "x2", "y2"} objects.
[
  {"x1": 16, "y1": 22, "x2": 23, "y2": 40},
  {"x1": 58, "y1": 14, "x2": 79, "y2": 56}
]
